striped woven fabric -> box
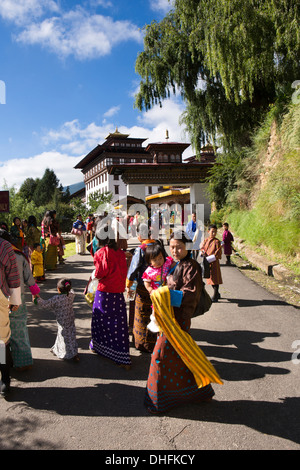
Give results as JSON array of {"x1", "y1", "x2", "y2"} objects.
[
  {"x1": 0, "y1": 237, "x2": 20, "y2": 298},
  {"x1": 150, "y1": 286, "x2": 223, "y2": 388}
]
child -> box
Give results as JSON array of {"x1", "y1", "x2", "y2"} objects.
[
  {"x1": 222, "y1": 222, "x2": 234, "y2": 265},
  {"x1": 200, "y1": 224, "x2": 223, "y2": 302},
  {"x1": 31, "y1": 243, "x2": 45, "y2": 282},
  {"x1": 142, "y1": 242, "x2": 175, "y2": 332},
  {"x1": 35, "y1": 279, "x2": 79, "y2": 362}
]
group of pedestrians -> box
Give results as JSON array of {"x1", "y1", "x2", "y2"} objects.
[
  {"x1": 0, "y1": 209, "x2": 68, "y2": 382},
  {"x1": 0, "y1": 209, "x2": 233, "y2": 415},
  {"x1": 86, "y1": 216, "x2": 232, "y2": 413}
]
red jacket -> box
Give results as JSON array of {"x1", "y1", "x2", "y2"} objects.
[{"x1": 93, "y1": 246, "x2": 127, "y2": 293}]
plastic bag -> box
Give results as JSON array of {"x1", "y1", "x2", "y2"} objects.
[{"x1": 84, "y1": 277, "x2": 98, "y2": 308}]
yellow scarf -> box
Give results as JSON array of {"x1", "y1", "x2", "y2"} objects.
[{"x1": 151, "y1": 286, "x2": 223, "y2": 388}]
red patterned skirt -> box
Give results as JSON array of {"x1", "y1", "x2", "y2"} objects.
[
  {"x1": 133, "y1": 286, "x2": 157, "y2": 353},
  {"x1": 144, "y1": 332, "x2": 215, "y2": 413}
]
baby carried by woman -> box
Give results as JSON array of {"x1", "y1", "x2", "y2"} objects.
[{"x1": 142, "y1": 242, "x2": 176, "y2": 332}]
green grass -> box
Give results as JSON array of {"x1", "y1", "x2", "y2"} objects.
[
  {"x1": 228, "y1": 209, "x2": 300, "y2": 276},
  {"x1": 63, "y1": 242, "x2": 77, "y2": 258}
]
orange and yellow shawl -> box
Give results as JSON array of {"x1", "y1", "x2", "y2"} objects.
[{"x1": 150, "y1": 286, "x2": 223, "y2": 388}]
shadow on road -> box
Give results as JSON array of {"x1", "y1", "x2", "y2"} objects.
[{"x1": 3, "y1": 253, "x2": 298, "y2": 449}]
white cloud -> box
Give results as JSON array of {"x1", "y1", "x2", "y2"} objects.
[
  {"x1": 43, "y1": 95, "x2": 191, "y2": 154},
  {"x1": 42, "y1": 119, "x2": 113, "y2": 156},
  {"x1": 1, "y1": 95, "x2": 193, "y2": 190},
  {"x1": 0, "y1": 0, "x2": 59, "y2": 24},
  {"x1": 89, "y1": 0, "x2": 113, "y2": 7},
  {"x1": 14, "y1": 6, "x2": 143, "y2": 59},
  {"x1": 103, "y1": 105, "x2": 121, "y2": 118},
  {"x1": 150, "y1": 0, "x2": 174, "y2": 13},
  {"x1": 0, "y1": 151, "x2": 83, "y2": 190}
]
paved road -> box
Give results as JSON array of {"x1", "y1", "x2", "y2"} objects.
[{"x1": 1, "y1": 243, "x2": 299, "y2": 451}]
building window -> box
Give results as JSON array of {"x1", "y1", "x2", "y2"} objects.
[
  {"x1": 114, "y1": 185, "x2": 119, "y2": 195},
  {"x1": 114, "y1": 174, "x2": 119, "y2": 180},
  {"x1": 148, "y1": 186, "x2": 152, "y2": 195}
]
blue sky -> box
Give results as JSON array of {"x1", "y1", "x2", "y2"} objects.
[{"x1": 0, "y1": 0, "x2": 193, "y2": 190}]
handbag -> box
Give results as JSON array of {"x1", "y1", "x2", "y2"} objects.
[
  {"x1": 192, "y1": 285, "x2": 212, "y2": 317},
  {"x1": 71, "y1": 227, "x2": 83, "y2": 236},
  {"x1": 49, "y1": 234, "x2": 60, "y2": 246}
]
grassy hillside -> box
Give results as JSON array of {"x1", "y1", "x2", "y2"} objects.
[{"x1": 217, "y1": 102, "x2": 300, "y2": 276}]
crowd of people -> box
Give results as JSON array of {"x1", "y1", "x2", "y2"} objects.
[{"x1": 0, "y1": 208, "x2": 234, "y2": 414}]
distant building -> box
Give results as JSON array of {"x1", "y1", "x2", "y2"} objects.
[
  {"x1": 74, "y1": 128, "x2": 159, "y2": 204},
  {"x1": 75, "y1": 129, "x2": 217, "y2": 221}
]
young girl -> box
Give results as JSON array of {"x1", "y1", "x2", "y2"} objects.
[
  {"x1": 200, "y1": 224, "x2": 223, "y2": 302},
  {"x1": 31, "y1": 243, "x2": 45, "y2": 282},
  {"x1": 36, "y1": 279, "x2": 79, "y2": 362},
  {"x1": 142, "y1": 242, "x2": 175, "y2": 332}
]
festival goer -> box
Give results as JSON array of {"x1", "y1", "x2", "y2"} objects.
[
  {"x1": 21, "y1": 219, "x2": 29, "y2": 258},
  {"x1": 200, "y1": 224, "x2": 223, "y2": 302},
  {"x1": 222, "y1": 222, "x2": 234, "y2": 265},
  {"x1": 89, "y1": 221, "x2": 131, "y2": 369},
  {"x1": 42, "y1": 210, "x2": 58, "y2": 270},
  {"x1": 25, "y1": 215, "x2": 41, "y2": 262},
  {"x1": 142, "y1": 241, "x2": 175, "y2": 333},
  {"x1": 10, "y1": 217, "x2": 24, "y2": 251},
  {"x1": 144, "y1": 231, "x2": 219, "y2": 414},
  {"x1": 85, "y1": 214, "x2": 94, "y2": 244},
  {"x1": 52, "y1": 210, "x2": 65, "y2": 265},
  {"x1": 126, "y1": 223, "x2": 157, "y2": 353},
  {"x1": 0, "y1": 235, "x2": 21, "y2": 396},
  {"x1": 186, "y1": 212, "x2": 202, "y2": 260},
  {"x1": 0, "y1": 230, "x2": 40, "y2": 371},
  {"x1": 142, "y1": 242, "x2": 174, "y2": 295},
  {"x1": 72, "y1": 215, "x2": 86, "y2": 255},
  {"x1": 31, "y1": 243, "x2": 45, "y2": 282},
  {"x1": 36, "y1": 278, "x2": 79, "y2": 362}
]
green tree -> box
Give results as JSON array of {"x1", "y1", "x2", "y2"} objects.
[
  {"x1": 135, "y1": 0, "x2": 300, "y2": 153},
  {"x1": 0, "y1": 184, "x2": 46, "y2": 227},
  {"x1": 88, "y1": 190, "x2": 113, "y2": 215},
  {"x1": 18, "y1": 177, "x2": 38, "y2": 202},
  {"x1": 32, "y1": 169, "x2": 60, "y2": 206}
]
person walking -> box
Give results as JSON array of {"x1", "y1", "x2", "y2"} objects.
[
  {"x1": 144, "y1": 231, "x2": 222, "y2": 414},
  {"x1": 36, "y1": 278, "x2": 79, "y2": 361},
  {"x1": 186, "y1": 212, "x2": 202, "y2": 260},
  {"x1": 25, "y1": 215, "x2": 41, "y2": 263},
  {"x1": 10, "y1": 217, "x2": 24, "y2": 252},
  {"x1": 72, "y1": 215, "x2": 86, "y2": 255},
  {"x1": 0, "y1": 229, "x2": 40, "y2": 371},
  {"x1": 222, "y1": 222, "x2": 234, "y2": 265},
  {"x1": 126, "y1": 223, "x2": 157, "y2": 353},
  {"x1": 42, "y1": 210, "x2": 59, "y2": 270},
  {"x1": 200, "y1": 224, "x2": 223, "y2": 302},
  {"x1": 0, "y1": 235, "x2": 21, "y2": 396},
  {"x1": 89, "y1": 220, "x2": 131, "y2": 369}
]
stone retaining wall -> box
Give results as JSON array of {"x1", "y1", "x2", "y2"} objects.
[{"x1": 233, "y1": 236, "x2": 299, "y2": 287}]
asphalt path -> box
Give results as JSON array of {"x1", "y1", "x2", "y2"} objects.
[{"x1": 1, "y1": 241, "x2": 299, "y2": 451}]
